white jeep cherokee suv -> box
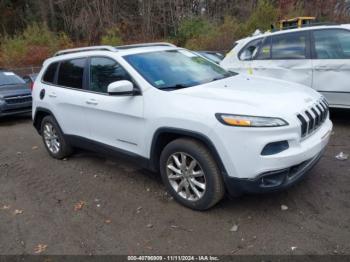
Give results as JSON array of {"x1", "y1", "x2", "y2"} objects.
[{"x1": 32, "y1": 43, "x2": 332, "y2": 210}]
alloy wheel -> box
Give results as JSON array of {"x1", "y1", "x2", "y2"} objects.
[
  {"x1": 166, "y1": 152, "x2": 206, "y2": 201},
  {"x1": 43, "y1": 123, "x2": 61, "y2": 154}
]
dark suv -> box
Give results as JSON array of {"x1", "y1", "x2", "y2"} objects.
[{"x1": 0, "y1": 70, "x2": 32, "y2": 117}]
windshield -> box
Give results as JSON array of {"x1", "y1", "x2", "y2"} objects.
[
  {"x1": 0, "y1": 71, "x2": 25, "y2": 86},
  {"x1": 124, "y1": 50, "x2": 235, "y2": 90}
]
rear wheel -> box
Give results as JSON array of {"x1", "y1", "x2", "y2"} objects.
[
  {"x1": 41, "y1": 115, "x2": 72, "y2": 159},
  {"x1": 160, "y1": 138, "x2": 225, "y2": 210}
]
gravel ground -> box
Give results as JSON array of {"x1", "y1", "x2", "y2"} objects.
[{"x1": 0, "y1": 110, "x2": 349, "y2": 255}]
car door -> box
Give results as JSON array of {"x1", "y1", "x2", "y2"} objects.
[
  {"x1": 311, "y1": 28, "x2": 350, "y2": 108},
  {"x1": 47, "y1": 57, "x2": 91, "y2": 138},
  {"x1": 85, "y1": 56, "x2": 144, "y2": 155},
  {"x1": 251, "y1": 32, "x2": 313, "y2": 87}
]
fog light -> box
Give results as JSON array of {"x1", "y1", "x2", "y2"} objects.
[{"x1": 261, "y1": 141, "x2": 289, "y2": 156}]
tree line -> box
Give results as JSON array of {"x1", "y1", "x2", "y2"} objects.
[{"x1": 1, "y1": 0, "x2": 350, "y2": 67}]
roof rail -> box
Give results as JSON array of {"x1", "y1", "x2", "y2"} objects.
[
  {"x1": 272, "y1": 22, "x2": 338, "y2": 32},
  {"x1": 115, "y1": 42, "x2": 176, "y2": 50},
  {"x1": 301, "y1": 22, "x2": 338, "y2": 28},
  {"x1": 54, "y1": 45, "x2": 117, "y2": 56}
]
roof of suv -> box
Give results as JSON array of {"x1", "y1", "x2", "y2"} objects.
[
  {"x1": 44, "y1": 42, "x2": 179, "y2": 65},
  {"x1": 54, "y1": 42, "x2": 176, "y2": 56},
  {"x1": 237, "y1": 24, "x2": 350, "y2": 43},
  {"x1": 114, "y1": 45, "x2": 179, "y2": 56}
]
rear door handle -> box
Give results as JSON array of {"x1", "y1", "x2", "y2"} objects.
[
  {"x1": 315, "y1": 66, "x2": 331, "y2": 71},
  {"x1": 86, "y1": 99, "x2": 98, "y2": 105},
  {"x1": 48, "y1": 92, "x2": 57, "y2": 98}
]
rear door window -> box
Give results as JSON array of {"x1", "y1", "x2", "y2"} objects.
[
  {"x1": 313, "y1": 29, "x2": 350, "y2": 59},
  {"x1": 43, "y1": 62, "x2": 58, "y2": 84},
  {"x1": 271, "y1": 32, "x2": 309, "y2": 59},
  {"x1": 57, "y1": 58, "x2": 86, "y2": 89}
]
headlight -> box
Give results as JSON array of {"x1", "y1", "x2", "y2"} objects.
[{"x1": 216, "y1": 113, "x2": 288, "y2": 127}]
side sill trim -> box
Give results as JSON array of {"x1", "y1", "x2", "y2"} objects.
[{"x1": 65, "y1": 135, "x2": 151, "y2": 170}]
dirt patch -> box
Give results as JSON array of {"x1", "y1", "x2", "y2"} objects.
[{"x1": 0, "y1": 111, "x2": 349, "y2": 255}]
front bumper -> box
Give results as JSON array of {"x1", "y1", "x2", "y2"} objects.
[
  {"x1": 212, "y1": 118, "x2": 332, "y2": 178},
  {"x1": 224, "y1": 149, "x2": 324, "y2": 196},
  {"x1": 212, "y1": 117, "x2": 332, "y2": 196}
]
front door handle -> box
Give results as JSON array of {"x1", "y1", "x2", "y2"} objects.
[{"x1": 86, "y1": 99, "x2": 98, "y2": 105}]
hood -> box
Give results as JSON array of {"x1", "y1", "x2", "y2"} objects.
[
  {"x1": 0, "y1": 84, "x2": 31, "y2": 98},
  {"x1": 172, "y1": 74, "x2": 322, "y2": 116}
]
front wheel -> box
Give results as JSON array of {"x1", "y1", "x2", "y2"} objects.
[{"x1": 160, "y1": 138, "x2": 225, "y2": 210}]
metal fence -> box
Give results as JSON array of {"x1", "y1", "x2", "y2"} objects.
[{"x1": 6, "y1": 66, "x2": 42, "y2": 77}]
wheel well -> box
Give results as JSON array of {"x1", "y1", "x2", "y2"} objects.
[
  {"x1": 150, "y1": 129, "x2": 226, "y2": 175},
  {"x1": 33, "y1": 110, "x2": 51, "y2": 134},
  {"x1": 151, "y1": 132, "x2": 182, "y2": 171}
]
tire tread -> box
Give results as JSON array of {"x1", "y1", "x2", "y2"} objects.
[{"x1": 160, "y1": 138, "x2": 225, "y2": 210}]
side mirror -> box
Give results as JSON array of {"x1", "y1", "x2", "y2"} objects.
[{"x1": 107, "y1": 80, "x2": 135, "y2": 95}]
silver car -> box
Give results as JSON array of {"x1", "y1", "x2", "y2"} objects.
[{"x1": 221, "y1": 24, "x2": 350, "y2": 109}]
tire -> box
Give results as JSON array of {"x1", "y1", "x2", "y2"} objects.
[
  {"x1": 41, "y1": 115, "x2": 73, "y2": 159},
  {"x1": 160, "y1": 138, "x2": 225, "y2": 210}
]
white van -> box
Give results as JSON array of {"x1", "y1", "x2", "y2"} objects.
[{"x1": 221, "y1": 24, "x2": 350, "y2": 109}]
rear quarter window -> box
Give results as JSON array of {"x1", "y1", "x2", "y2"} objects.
[
  {"x1": 57, "y1": 58, "x2": 86, "y2": 89},
  {"x1": 42, "y1": 62, "x2": 58, "y2": 84}
]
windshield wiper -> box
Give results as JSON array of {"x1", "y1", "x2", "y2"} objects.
[
  {"x1": 211, "y1": 77, "x2": 226, "y2": 82},
  {"x1": 160, "y1": 84, "x2": 190, "y2": 90},
  {"x1": 210, "y1": 73, "x2": 237, "y2": 83}
]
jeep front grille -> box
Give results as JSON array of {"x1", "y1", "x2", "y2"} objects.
[{"x1": 297, "y1": 99, "x2": 329, "y2": 138}]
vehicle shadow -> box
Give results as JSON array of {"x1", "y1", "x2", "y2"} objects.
[
  {"x1": 72, "y1": 149, "x2": 163, "y2": 185},
  {"x1": 215, "y1": 172, "x2": 321, "y2": 212},
  {"x1": 329, "y1": 108, "x2": 350, "y2": 125},
  {"x1": 0, "y1": 113, "x2": 32, "y2": 127},
  {"x1": 62, "y1": 144, "x2": 334, "y2": 214}
]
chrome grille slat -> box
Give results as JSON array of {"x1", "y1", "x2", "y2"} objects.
[
  {"x1": 4, "y1": 95, "x2": 32, "y2": 105},
  {"x1": 311, "y1": 108, "x2": 320, "y2": 127},
  {"x1": 297, "y1": 99, "x2": 329, "y2": 138},
  {"x1": 297, "y1": 114, "x2": 307, "y2": 137},
  {"x1": 319, "y1": 102, "x2": 328, "y2": 120},
  {"x1": 305, "y1": 110, "x2": 315, "y2": 131},
  {"x1": 316, "y1": 105, "x2": 324, "y2": 122},
  {"x1": 5, "y1": 95, "x2": 32, "y2": 100}
]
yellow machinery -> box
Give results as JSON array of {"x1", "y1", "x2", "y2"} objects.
[{"x1": 279, "y1": 17, "x2": 316, "y2": 30}]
